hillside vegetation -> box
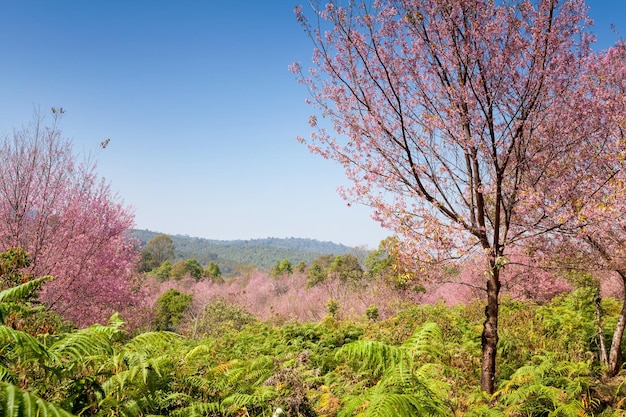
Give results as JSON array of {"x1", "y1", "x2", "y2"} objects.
[{"x1": 132, "y1": 229, "x2": 358, "y2": 270}]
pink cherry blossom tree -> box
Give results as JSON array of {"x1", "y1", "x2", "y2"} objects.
[
  {"x1": 520, "y1": 41, "x2": 626, "y2": 376},
  {"x1": 292, "y1": 0, "x2": 600, "y2": 392},
  {"x1": 0, "y1": 109, "x2": 143, "y2": 327}
]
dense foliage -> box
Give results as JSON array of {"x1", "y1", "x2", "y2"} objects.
[
  {"x1": 5, "y1": 255, "x2": 626, "y2": 416},
  {"x1": 1, "y1": 0, "x2": 625, "y2": 412}
]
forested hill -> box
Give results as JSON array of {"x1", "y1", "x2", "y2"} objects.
[{"x1": 131, "y1": 229, "x2": 359, "y2": 269}]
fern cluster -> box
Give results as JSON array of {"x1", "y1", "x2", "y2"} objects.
[{"x1": 4, "y1": 263, "x2": 626, "y2": 415}]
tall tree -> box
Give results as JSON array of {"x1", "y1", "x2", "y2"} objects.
[
  {"x1": 144, "y1": 234, "x2": 175, "y2": 268},
  {"x1": 293, "y1": 0, "x2": 598, "y2": 393},
  {"x1": 329, "y1": 254, "x2": 363, "y2": 283},
  {"x1": 204, "y1": 261, "x2": 222, "y2": 283},
  {"x1": 522, "y1": 41, "x2": 626, "y2": 376},
  {"x1": 0, "y1": 110, "x2": 141, "y2": 327}
]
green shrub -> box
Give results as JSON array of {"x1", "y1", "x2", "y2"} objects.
[
  {"x1": 193, "y1": 298, "x2": 257, "y2": 337},
  {"x1": 150, "y1": 260, "x2": 172, "y2": 282},
  {"x1": 365, "y1": 305, "x2": 379, "y2": 321},
  {"x1": 153, "y1": 289, "x2": 193, "y2": 331}
]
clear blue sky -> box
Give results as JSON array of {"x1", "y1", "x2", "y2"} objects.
[{"x1": 0, "y1": 1, "x2": 623, "y2": 248}]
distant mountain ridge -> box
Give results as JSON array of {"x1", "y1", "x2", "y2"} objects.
[{"x1": 131, "y1": 229, "x2": 357, "y2": 270}]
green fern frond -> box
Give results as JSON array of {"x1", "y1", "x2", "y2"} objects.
[
  {"x1": 184, "y1": 375, "x2": 212, "y2": 392},
  {"x1": 183, "y1": 342, "x2": 214, "y2": 363},
  {"x1": 50, "y1": 329, "x2": 114, "y2": 363},
  {"x1": 152, "y1": 391, "x2": 193, "y2": 412},
  {"x1": 495, "y1": 353, "x2": 595, "y2": 416},
  {"x1": 102, "y1": 354, "x2": 172, "y2": 397},
  {"x1": 336, "y1": 340, "x2": 402, "y2": 375},
  {"x1": 102, "y1": 370, "x2": 131, "y2": 395},
  {"x1": 123, "y1": 331, "x2": 183, "y2": 358},
  {"x1": 334, "y1": 321, "x2": 450, "y2": 416},
  {"x1": 169, "y1": 401, "x2": 223, "y2": 417},
  {"x1": 0, "y1": 303, "x2": 35, "y2": 326},
  {"x1": 402, "y1": 321, "x2": 445, "y2": 360},
  {"x1": 0, "y1": 276, "x2": 53, "y2": 304},
  {"x1": 117, "y1": 398, "x2": 143, "y2": 417},
  {"x1": 242, "y1": 355, "x2": 275, "y2": 386},
  {"x1": 223, "y1": 384, "x2": 276, "y2": 408},
  {"x1": 340, "y1": 391, "x2": 446, "y2": 417},
  {"x1": 0, "y1": 366, "x2": 16, "y2": 384},
  {"x1": 0, "y1": 325, "x2": 51, "y2": 362},
  {"x1": 0, "y1": 381, "x2": 76, "y2": 416},
  {"x1": 550, "y1": 400, "x2": 590, "y2": 417},
  {"x1": 0, "y1": 276, "x2": 54, "y2": 324},
  {"x1": 106, "y1": 312, "x2": 126, "y2": 330}
]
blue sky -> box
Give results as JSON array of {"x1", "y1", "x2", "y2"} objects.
[{"x1": 0, "y1": 1, "x2": 623, "y2": 248}]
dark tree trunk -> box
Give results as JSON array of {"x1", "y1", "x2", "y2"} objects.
[{"x1": 481, "y1": 267, "x2": 501, "y2": 394}]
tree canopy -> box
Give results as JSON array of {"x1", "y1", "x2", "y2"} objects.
[
  {"x1": 293, "y1": 0, "x2": 624, "y2": 392},
  {"x1": 0, "y1": 110, "x2": 141, "y2": 327}
]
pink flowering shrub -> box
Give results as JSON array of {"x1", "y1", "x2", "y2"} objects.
[{"x1": 141, "y1": 250, "x2": 573, "y2": 330}]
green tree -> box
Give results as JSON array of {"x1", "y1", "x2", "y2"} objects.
[
  {"x1": 306, "y1": 254, "x2": 335, "y2": 287},
  {"x1": 151, "y1": 260, "x2": 172, "y2": 282},
  {"x1": 306, "y1": 263, "x2": 326, "y2": 288},
  {"x1": 192, "y1": 298, "x2": 257, "y2": 337},
  {"x1": 329, "y1": 254, "x2": 363, "y2": 284},
  {"x1": 270, "y1": 259, "x2": 293, "y2": 278},
  {"x1": 204, "y1": 261, "x2": 223, "y2": 283},
  {"x1": 153, "y1": 289, "x2": 192, "y2": 331},
  {"x1": 139, "y1": 250, "x2": 155, "y2": 273},
  {"x1": 144, "y1": 234, "x2": 175, "y2": 269},
  {"x1": 184, "y1": 259, "x2": 204, "y2": 280},
  {"x1": 295, "y1": 261, "x2": 307, "y2": 273},
  {"x1": 169, "y1": 260, "x2": 186, "y2": 280},
  {"x1": 170, "y1": 258, "x2": 204, "y2": 280},
  {"x1": 364, "y1": 245, "x2": 393, "y2": 281}
]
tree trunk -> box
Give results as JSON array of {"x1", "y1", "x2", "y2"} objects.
[
  {"x1": 595, "y1": 290, "x2": 609, "y2": 368},
  {"x1": 585, "y1": 237, "x2": 626, "y2": 376},
  {"x1": 607, "y1": 305, "x2": 626, "y2": 376},
  {"x1": 481, "y1": 267, "x2": 501, "y2": 394},
  {"x1": 607, "y1": 273, "x2": 626, "y2": 376}
]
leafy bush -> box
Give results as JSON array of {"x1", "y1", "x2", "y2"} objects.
[
  {"x1": 192, "y1": 298, "x2": 257, "y2": 337},
  {"x1": 365, "y1": 305, "x2": 379, "y2": 321},
  {"x1": 150, "y1": 260, "x2": 172, "y2": 282},
  {"x1": 153, "y1": 289, "x2": 193, "y2": 331}
]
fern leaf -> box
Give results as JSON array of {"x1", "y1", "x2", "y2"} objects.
[
  {"x1": 550, "y1": 400, "x2": 589, "y2": 417},
  {"x1": 223, "y1": 385, "x2": 276, "y2": 408},
  {"x1": 50, "y1": 330, "x2": 114, "y2": 363},
  {"x1": 169, "y1": 401, "x2": 223, "y2": 417},
  {"x1": 185, "y1": 375, "x2": 211, "y2": 392},
  {"x1": 183, "y1": 342, "x2": 214, "y2": 363},
  {"x1": 0, "y1": 276, "x2": 53, "y2": 303},
  {"x1": 0, "y1": 381, "x2": 76, "y2": 416},
  {"x1": 336, "y1": 340, "x2": 401, "y2": 375},
  {"x1": 0, "y1": 366, "x2": 16, "y2": 384},
  {"x1": 0, "y1": 325, "x2": 51, "y2": 362},
  {"x1": 403, "y1": 321, "x2": 445, "y2": 360},
  {"x1": 124, "y1": 331, "x2": 183, "y2": 355},
  {"x1": 0, "y1": 303, "x2": 35, "y2": 326}
]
